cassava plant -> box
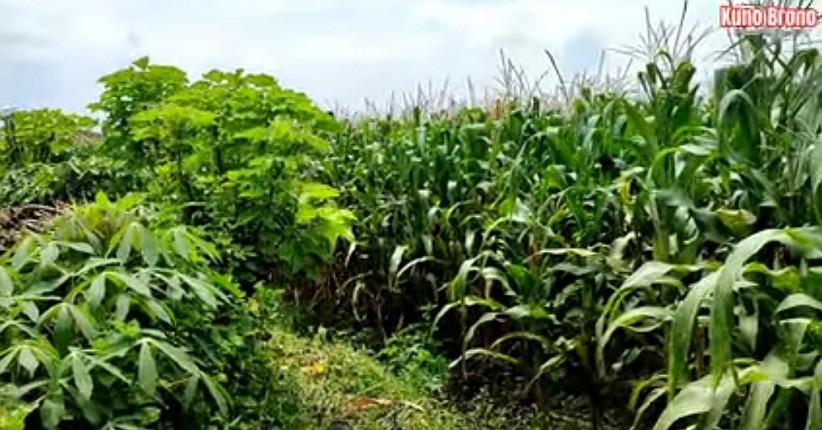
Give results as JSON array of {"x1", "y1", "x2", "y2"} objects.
[{"x1": 0, "y1": 192, "x2": 238, "y2": 429}]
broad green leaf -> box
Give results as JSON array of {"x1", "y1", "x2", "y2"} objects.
[
  {"x1": 178, "y1": 274, "x2": 219, "y2": 308},
  {"x1": 739, "y1": 354, "x2": 788, "y2": 430},
  {"x1": 72, "y1": 355, "x2": 94, "y2": 400},
  {"x1": 184, "y1": 376, "x2": 200, "y2": 407},
  {"x1": 22, "y1": 302, "x2": 39, "y2": 322},
  {"x1": 11, "y1": 236, "x2": 35, "y2": 269},
  {"x1": 68, "y1": 305, "x2": 98, "y2": 341},
  {"x1": 451, "y1": 348, "x2": 521, "y2": 369},
  {"x1": 109, "y1": 272, "x2": 151, "y2": 297},
  {"x1": 806, "y1": 361, "x2": 822, "y2": 430},
  {"x1": 53, "y1": 305, "x2": 74, "y2": 352},
  {"x1": 40, "y1": 243, "x2": 59, "y2": 266},
  {"x1": 138, "y1": 342, "x2": 158, "y2": 395},
  {"x1": 17, "y1": 347, "x2": 38, "y2": 376},
  {"x1": 598, "y1": 306, "x2": 671, "y2": 375},
  {"x1": 173, "y1": 229, "x2": 191, "y2": 260},
  {"x1": 114, "y1": 294, "x2": 131, "y2": 320},
  {"x1": 87, "y1": 273, "x2": 107, "y2": 308},
  {"x1": 711, "y1": 229, "x2": 794, "y2": 385},
  {"x1": 138, "y1": 226, "x2": 159, "y2": 267},
  {"x1": 200, "y1": 374, "x2": 229, "y2": 415},
  {"x1": 151, "y1": 340, "x2": 199, "y2": 374},
  {"x1": 0, "y1": 349, "x2": 17, "y2": 374},
  {"x1": 116, "y1": 224, "x2": 136, "y2": 262},
  {"x1": 653, "y1": 372, "x2": 735, "y2": 430},
  {"x1": 299, "y1": 182, "x2": 340, "y2": 201},
  {"x1": 669, "y1": 272, "x2": 717, "y2": 392},
  {"x1": 504, "y1": 304, "x2": 551, "y2": 320},
  {"x1": 776, "y1": 293, "x2": 822, "y2": 314},
  {"x1": 63, "y1": 242, "x2": 95, "y2": 254},
  {"x1": 145, "y1": 300, "x2": 172, "y2": 324},
  {"x1": 0, "y1": 267, "x2": 13, "y2": 296},
  {"x1": 40, "y1": 396, "x2": 65, "y2": 429},
  {"x1": 388, "y1": 245, "x2": 408, "y2": 284}
]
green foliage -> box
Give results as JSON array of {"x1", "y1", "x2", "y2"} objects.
[
  {"x1": 0, "y1": 109, "x2": 95, "y2": 169},
  {"x1": 0, "y1": 109, "x2": 121, "y2": 205},
  {"x1": 89, "y1": 56, "x2": 188, "y2": 164},
  {"x1": 6, "y1": 8, "x2": 822, "y2": 429},
  {"x1": 320, "y1": 22, "x2": 822, "y2": 430},
  {"x1": 379, "y1": 324, "x2": 448, "y2": 393},
  {"x1": 0, "y1": 193, "x2": 237, "y2": 429},
  {"x1": 91, "y1": 59, "x2": 354, "y2": 283}
]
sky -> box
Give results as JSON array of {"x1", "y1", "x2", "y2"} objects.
[{"x1": 0, "y1": 0, "x2": 769, "y2": 113}]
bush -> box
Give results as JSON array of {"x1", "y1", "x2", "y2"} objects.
[{"x1": 0, "y1": 193, "x2": 237, "y2": 429}]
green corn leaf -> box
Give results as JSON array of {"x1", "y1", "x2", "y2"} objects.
[
  {"x1": 631, "y1": 386, "x2": 667, "y2": 430},
  {"x1": 806, "y1": 361, "x2": 822, "y2": 430},
  {"x1": 598, "y1": 306, "x2": 671, "y2": 376},
  {"x1": 490, "y1": 331, "x2": 555, "y2": 352},
  {"x1": 669, "y1": 272, "x2": 717, "y2": 392},
  {"x1": 388, "y1": 245, "x2": 408, "y2": 287},
  {"x1": 504, "y1": 304, "x2": 550, "y2": 320},
  {"x1": 450, "y1": 348, "x2": 521, "y2": 369},
  {"x1": 653, "y1": 372, "x2": 736, "y2": 430},
  {"x1": 711, "y1": 229, "x2": 793, "y2": 385},
  {"x1": 776, "y1": 293, "x2": 822, "y2": 314},
  {"x1": 464, "y1": 312, "x2": 500, "y2": 348},
  {"x1": 739, "y1": 354, "x2": 788, "y2": 430}
]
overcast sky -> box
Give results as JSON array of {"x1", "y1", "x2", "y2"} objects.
[{"x1": 0, "y1": 1, "x2": 767, "y2": 113}]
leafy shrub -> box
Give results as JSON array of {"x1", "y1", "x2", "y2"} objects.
[
  {"x1": 379, "y1": 324, "x2": 448, "y2": 393},
  {"x1": 0, "y1": 193, "x2": 237, "y2": 429},
  {"x1": 0, "y1": 109, "x2": 127, "y2": 205},
  {"x1": 0, "y1": 109, "x2": 95, "y2": 169},
  {"x1": 92, "y1": 60, "x2": 354, "y2": 284}
]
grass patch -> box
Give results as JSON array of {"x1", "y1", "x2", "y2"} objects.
[
  {"x1": 266, "y1": 326, "x2": 474, "y2": 430},
  {"x1": 264, "y1": 323, "x2": 607, "y2": 429}
]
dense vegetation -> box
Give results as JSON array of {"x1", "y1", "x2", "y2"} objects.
[{"x1": 3, "y1": 11, "x2": 822, "y2": 430}]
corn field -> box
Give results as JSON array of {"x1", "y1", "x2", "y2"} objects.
[{"x1": 2, "y1": 4, "x2": 822, "y2": 429}]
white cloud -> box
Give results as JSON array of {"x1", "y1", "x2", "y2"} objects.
[{"x1": 2, "y1": 0, "x2": 812, "y2": 112}]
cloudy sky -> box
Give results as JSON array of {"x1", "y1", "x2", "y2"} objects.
[{"x1": 0, "y1": 1, "x2": 749, "y2": 113}]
